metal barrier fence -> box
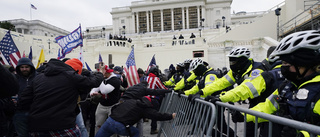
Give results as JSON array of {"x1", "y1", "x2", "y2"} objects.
[
  {"x1": 158, "y1": 92, "x2": 320, "y2": 137},
  {"x1": 158, "y1": 92, "x2": 216, "y2": 137}
]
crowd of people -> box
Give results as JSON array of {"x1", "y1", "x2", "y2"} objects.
[
  {"x1": 1, "y1": 30, "x2": 320, "y2": 137},
  {"x1": 108, "y1": 34, "x2": 133, "y2": 47}
]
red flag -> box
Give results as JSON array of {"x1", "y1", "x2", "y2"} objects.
[
  {"x1": 23, "y1": 51, "x2": 26, "y2": 57},
  {"x1": 124, "y1": 48, "x2": 140, "y2": 87}
]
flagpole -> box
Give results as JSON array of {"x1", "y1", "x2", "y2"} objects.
[{"x1": 30, "y1": 3, "x2": 32, "y2": 20}]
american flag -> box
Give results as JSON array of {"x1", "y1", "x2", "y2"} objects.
[
  {"x1": 0, "y1": 30, "x2": 21, "y2": 68},
  {"x1": 124, "y1": 48, "x2": 140, "y2": 87},
  {"x1": 145, "y1": 74, "x2": 167, "y2": 90},
  {"x1": 146, "y1": 54, "x2": 156, "y2": 73},
  {"x1": 31, "y1": 4, "x2": 37, "y2": 10}
]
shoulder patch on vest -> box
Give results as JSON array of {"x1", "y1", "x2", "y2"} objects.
[
  {"x1": 296, "y1": 88, "x2": 309, "y2": 100},
  {"x1": 210, "y1": 75, "x2": 215, "y2": 81},
  {"x1": 250, "y1": 69, "x2": 261, "y2": 78}
]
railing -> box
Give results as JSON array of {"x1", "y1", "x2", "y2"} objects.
[
  {"x1": 158, "y1": 92, "x2": 320, "y2": 137},
  {"x1": 158, "y1": 92, "x2": 216, "y2": 137},
  {"x1": 279, "y1": 1, "x2": 320, "y2": 37}
]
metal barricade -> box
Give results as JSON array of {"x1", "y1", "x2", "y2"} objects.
[
  {"x1": 214, "y1": 102, "x2": 320, "y2": 137},
  {"x1": 158, "y1": 92, "x2": 216, "y2": 137},
  {"x1": 158, "y1": 92, "x2": 320, "y2": 137}
]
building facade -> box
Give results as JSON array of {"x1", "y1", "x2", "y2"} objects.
[
  {"x1": 110, "y1": 0, "x2": 232, "y2": 35},
  {"x1": 4, "y1": 19, "x2": 70, "y2": 37}
]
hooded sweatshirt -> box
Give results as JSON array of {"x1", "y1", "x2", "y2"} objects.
[{"x1": 17, "y1": 59, "x2": 104, "y2": 131}]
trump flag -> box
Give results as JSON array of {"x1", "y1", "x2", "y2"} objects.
[
  {"x1": 56, "y1": 26, "x2": 83, "y2": 59},
  {"x1": 0, "y1": 30, "x2": 21, "y2": 68}
]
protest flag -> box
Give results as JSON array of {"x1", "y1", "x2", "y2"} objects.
[
  {"x1": 0, "y1": 30, "x2": 21, "y2": 67},
  {"x1": 123, "y1": 47, "x2": 140, "y2": 87}
]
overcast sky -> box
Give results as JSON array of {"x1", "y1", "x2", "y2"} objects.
[{"x1": 0, "y1": 0, "x2": 285, "y2": 32}]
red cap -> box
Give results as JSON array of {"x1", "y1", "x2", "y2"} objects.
[
  {"x1": 104, "y1": 65, "x2": 113, "y2": 73},
  {"x1": 144, "y1": 96, "x2": 152, "y2": 102}
]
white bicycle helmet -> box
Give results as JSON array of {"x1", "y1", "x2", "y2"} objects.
[
  {"x1": 189, "y1": 58, "x2": 203, "y2": 71},
  {"x1": 176, "y1": 62, "x2": 185, "y2": 68},
  {"x1": 227, "y1": 47, "x2": 250, "y2": 58},
  {"x1": 183, "y1": 59, "x2": 193, "y2": 64},
  {"x1": 271, "y1": 30, "x2": 320, "y2": 57},
  {"x1": 268, "y1": 55, "x2": 280, "y2": 63}
]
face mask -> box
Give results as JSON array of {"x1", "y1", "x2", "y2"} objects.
[
  {"x1": 281, "y1": 65, "x2": 299, "y2": 83},
  {"x1": 194, "y1": 65, "x2": 206, "y2": 76},
  {"x1": 230, "y1": 59, "x2": 249, "y2": 74}
]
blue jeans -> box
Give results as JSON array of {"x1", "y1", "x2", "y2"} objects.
[
  {"x1": 95, "y1": 117, "x2": 139, "y2": 137},
  {"x1": 13, "y1": 111, "x2": 29, "y2": 137},
  {"x1": 76, "y1": 111, "x2": 88, "y2": 137}
]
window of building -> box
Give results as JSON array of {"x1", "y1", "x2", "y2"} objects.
[
  {"x1": 121, "y1": 19, "x2": 125, "y2": 24},
  {"x1": 216, "y1": 10, "x2": 220, "y2": 15},
  {"x1": 193, "y1": 50, "x2": 204, "y2": 58}
]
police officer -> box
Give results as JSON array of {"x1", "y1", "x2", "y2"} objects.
[
  {"x1": 185, "y1": 58, "x2": 219, "y2": 99},
  {"x1": 246, "y1": 30, "x2": 320, "y2": 137},
  {"x1": 201, "y1": 47, "x2": 266, "y2": 137},
  {"x1": 164, "y1": 62, "x2": 185, "y2": 87},
  {"x1": 174, "y1": 59, "x2": 198, "y2": 91},
  {"x1": 201, "y1": 47, "x2": 266, "y2": 97},
  {"x1": 186, "y1": 58, "x2": 236, "y2": 137}
]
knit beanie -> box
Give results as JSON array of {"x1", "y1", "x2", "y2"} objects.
[{"x1": 65, "y1": 58, "x2": 83, "y2": 74}]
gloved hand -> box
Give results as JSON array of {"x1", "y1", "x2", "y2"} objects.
[
  {"x1": 187, "y1": 90, "x2": 203, "y2": 104},
  {"x1": 178, "y1": 91, "x2": 185, "y2": 97},
  {"x1": 204, "y1": 95, "x2": 220, "y2": 104},
  {"x1": 231, "y1": 110, "x2": 244, "y2": 123},
  {"x1": 188, "y1": 94, "x2": 200, "y2": 104},
  {"x1": 281, "y1": 126, "x2": 298, "y2": 137}
]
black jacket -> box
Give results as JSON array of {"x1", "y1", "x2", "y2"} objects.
[
  {"x1": 17, "y1": 59, "x2": 104, "y2": 131},
  {"x1": 15, "y1": 57, "x2": 36, "y2": 96},
  {"x1": 0, "y1": 64, "x2": 19, "y2": 98},
  {"x1": 121, "y1": 82, "x2": 170, "y2": 100},
  {"x1": 110, "y1": 97, "x2": 173, "y2": 126},
  {"x1": 99, "y1": 74, "x2": 122, "y2": 106}
]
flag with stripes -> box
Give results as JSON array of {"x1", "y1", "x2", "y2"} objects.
[
  {"x1": 124, "y1": 48, "x2": 140, "y2": 87},
  {"x1": 145, "y1": 74, "x2": 167, "y2": 90},
  {"x1": 146, "y1": 54, "x2": 156, "y2": 73},
  {"x1": 0, "y1": 30, "x2": 21, "y2": 68}
]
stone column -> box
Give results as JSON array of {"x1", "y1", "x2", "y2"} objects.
[
  {"x1": 182, "y1": 7, "x2": 185, "y2": 30},
  {"x1": 197, "y1": 6, "x2": 200, "y2": 28},
  {"x1": 150, "y1": 11, "x2": 154, "y2": 32},
  {"x1": 146, "y1": 11, "x2": 150, "y2": 32},
  {"x1": 171, "y1": 8, "x2": 174, "y2": 31},
  {"x1": 202, "y1": 6, "x2": 206, "y2": 27},
  {"x1": 136, "y1": 12, "x2": 140, "y2": 33},
  {"x1": 132, "y1": 13, "x2": 135, "y2": 33},
  {"x1": 186, "y1": 7, "x2": 189, "y2": 29},
  {"x1": 161, "y1": 9, "x2": 164, "y2": 31}
]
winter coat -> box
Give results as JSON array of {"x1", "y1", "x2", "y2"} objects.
[
  {"x1": 110, "y1": 97, "x2": 173, "y2": 126},
  {"x1": 17, "y1": 59, "x2": 104, "y2": 131}
]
